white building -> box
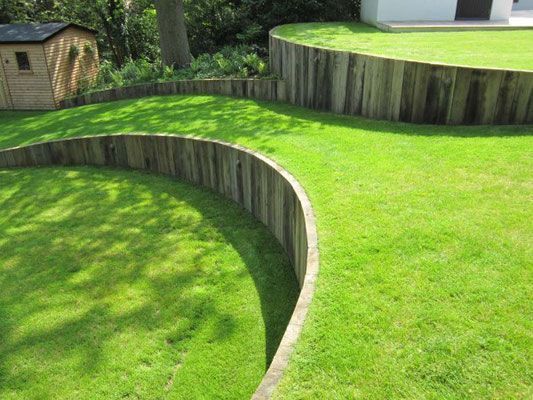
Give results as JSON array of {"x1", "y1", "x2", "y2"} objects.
[
  {"x1": 362, "y1": 0, "x2": 516, "y2": 25},
  {"x1": 513, "y1": 0, "x2": 533, "y2": 10}
]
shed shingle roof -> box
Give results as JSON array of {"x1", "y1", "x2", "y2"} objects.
[{"x1": 0, "y1": 23, "x2": 96, "y2": 44}]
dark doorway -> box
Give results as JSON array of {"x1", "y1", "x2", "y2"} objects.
[{"x1": 456, "y1": 0, "x2": 493, "y2": 20}]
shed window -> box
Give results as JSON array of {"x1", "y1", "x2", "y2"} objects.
[{"x1": 15, "y1": 52, "x2": 31, "y2": 71}]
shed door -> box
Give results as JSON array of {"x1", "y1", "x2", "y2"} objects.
[{"x1": 456, "y1": 0, "x2": 493, "y2": 19}]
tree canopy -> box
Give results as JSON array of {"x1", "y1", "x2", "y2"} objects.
[{"x1": 0, "y1": 0, "x2": 360, "y2": 65}]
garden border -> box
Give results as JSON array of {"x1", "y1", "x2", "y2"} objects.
[
  {"x1": 0, "y1": 134, "x2": 319, "y2": 399},
  {"x1": 60, "y1": 79, "x2": 287, "y2": 109},
  {"x1": 269, "y1": 27, "x2": 533, "y2": 125}
]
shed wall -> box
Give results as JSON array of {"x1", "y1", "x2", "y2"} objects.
[
  {"x1": 44, "y1": 27, "x2": 99, "y2": 106},
  {"x1": 0, "y1": 60, "x2": 12, "y2": 109},
  {"x1": 0, "y1": 43, "x2": 55, "y2": 110}
]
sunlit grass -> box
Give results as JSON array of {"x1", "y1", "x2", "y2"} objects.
[
  {"x1": 273, "y1": 23, "x2": 533, "y2": 71},
  {"x1": 1, "y1": 94, "x2": 532, "y2": 398},
  {"x1": 0, "y1": 166, "x2": 298, "y2": 399}
]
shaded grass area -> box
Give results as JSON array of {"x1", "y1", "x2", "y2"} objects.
[
  {"x1": 0, "y1": 166, "x2": 298, "y2": 399},
  {"x1": 273, "y1": 23, "x2": 533, "y2": 71},
  {"x1": 1, "y1": 95, "x2": 532, "y2": 399}
]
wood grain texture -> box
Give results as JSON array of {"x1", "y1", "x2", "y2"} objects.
[
  {"x1": 269, "y1": 32, "x2": 533, "y2": 125},
  {"x1": 0, "y1": 134, "x2": 318, "y2": 400},
  {"x1": 44, "y1": 26, "x2": 99, "y2": 106},
  {"x1": 0, "y1": 43, "x2": 55, "y2": 110},
  {"x1": 60, "y1": 79, "x2": 287, "y2": 109}
]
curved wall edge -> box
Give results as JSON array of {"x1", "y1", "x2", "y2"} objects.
[
  {"x1": 269, "y1": 30, "x2": 533, "y2": 125},
  {"x1": 60, "y1": 79, "x2": 287, "y2": 109},
  {"x1": 0, "y1": 134, "x2": 318, "y2": 399}
]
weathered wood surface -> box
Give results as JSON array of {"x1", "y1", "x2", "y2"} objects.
[
  {"x1": 270, "y1": 32, "x2": 533, "y2": 125},
  {"x1": 60, "y1": 79, "x2": 287, "y2": 109},
  {"x1": 0, "y1": 134, "x2": 318, "y2": 400}
]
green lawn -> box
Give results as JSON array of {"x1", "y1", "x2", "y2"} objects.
[
  {"x1": 0, "y1": 166, "x2": 298, "y2": 399},
  {"x1": 273, "y1": 23, "x2": 533, "y2": 71},
  {"x1": 1, "y1": 95, "x2": 532, "y2": 399}
]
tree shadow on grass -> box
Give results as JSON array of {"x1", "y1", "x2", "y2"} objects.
[
  {"x1": 0, "y1": 95, "x2": 530, "y2": 154},
  {"x1": 0, "y1": 166, "x2": 299, "y2": 398}
]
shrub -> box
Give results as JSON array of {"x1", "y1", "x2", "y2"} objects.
[
  {"x1": 84, "y1": 45, "x2": 270, "y2": 94},
  {"x1": 83, "y1": 42, "x2": 94, "y2": 57},
  {"x1": 68, "y1": 44, "x2": 79, "y2": 62}
]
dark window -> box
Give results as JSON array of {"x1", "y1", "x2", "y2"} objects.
[
  {"x1": 15, "y1": 52, "x2": 31, "y2": 71},
  {"x1": 456, "y1": 0, "x2": 494, "y2": 20}
]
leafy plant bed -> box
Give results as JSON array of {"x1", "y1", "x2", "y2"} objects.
[
  {"x1": 1, "y1": 95, "x2": 532, "y2": 398},
  {"x1": 0, "y1": 166, "x2": 298, "y2": 399},
  {"x1": 82, "y1": 45, "x2": 270, "y2": 96},
  {"x1": 273, "y1": 23, "x2": 533, "y2": 71}
]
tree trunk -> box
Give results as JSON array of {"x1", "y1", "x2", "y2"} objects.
[{"x1": 154, "y1": 0, "x2": 191, "y2": 68}]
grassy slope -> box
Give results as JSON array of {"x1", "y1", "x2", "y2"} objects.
[
  {"x1": 1, "y1": 95, "x2": 532, "y2": 399},
  {"x1": 273, "y1": 23, "x2": 533, "y2": 71},
  {"x1": 0, "y1": 166, "x2": 298, "y2": 399}
]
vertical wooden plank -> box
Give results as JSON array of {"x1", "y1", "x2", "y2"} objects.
[
  {"x1": 493, "y1": 70, "x2": 520, "y2": 124},
  {"x1": 434, "y1": 66, "x2": 457, "y2": 125},
  {"x1": 343, "y1": 53, "x2": 357, "y2": 116},
  {"x1": 111, "y1": 135, "x2": 129, "y2": 168},
  {"x1": 316, "y1": 49, "x2": 334, "y2": 111},
  {"x1": 388, "y1": 59, "x2": 405, "y2": 121},
  {"x1": 463, "y1": 69, "x2": 488, "y2": 124},
  {"x1": 298, "y1": 45, "x2": 309, "y2": 107},
  {"x1": 510, "y1": 72, "x2": 533, "y2": 124},
  {"x1": 361, "y1": 55, "x2": 376, "y2": 118},
  {"x1": 306, "y1": 46, "x2": 318, "y2": 108},
  {"x1": 422, "y1": 65, "x2": 446, "y2": 124},
  {"x1": 399, "y1": 60, "x2": 418, "y2": 122},
  {"x1": 376, "y1": 58, "x2": 395, "y2": 120},
  {"x1": 410, "y1": 63, "x2": 431, "y2": 123},
  {"x1": 447, "y1": 67, "x2": 473, "y2": 125},
  {"x1": 480, "y1": 70, "x2": 505, "y2": 125},
  {"x1": 351, "y1": 54, "x2": 367, "y2": 116},
  {"x1": 331, "y1": 51, "x2": 350, "y2": 114}
]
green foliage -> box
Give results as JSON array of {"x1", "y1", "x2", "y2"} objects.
[
  {"x1": 83, "y1": 42, "x2": 95, "y2": 56},
  {"x1": 184, "y1": 0, "x2": 360, "y2": 54},
  {"x1": 68, "y1": 44, "x2": 79, "y2": 61},
  {"x1": 0, "y1": 0, "x2": 361, "y2": 65},
  {"x1": 87, "y1": 45, "x2": 269, "y2": 94},
  {"x1": 125, "y1": 2, "x2": 160, "y2": 61},
  {"x1": 189, "y1": 45, "x2": 268, "y2": 78}
]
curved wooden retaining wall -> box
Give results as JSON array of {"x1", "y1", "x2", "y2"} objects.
[
  {"x1": 270, "y1": 30, "x2": 533, "y2": 125},
  {"x1": 60, "y1": 79, "x2": 286, "y2": 109},
  {"x1": 0, "y1": 134, "x2": 318, "y2": 399}
]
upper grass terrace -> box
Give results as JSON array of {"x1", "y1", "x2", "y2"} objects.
[
  {"x1": 272, "y1": 22, "x2": 533, "y2": 71},
  {"x1": 1, "y1": 94, "x2": 532, "y2": 398}
]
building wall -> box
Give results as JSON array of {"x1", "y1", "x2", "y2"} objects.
[
  {"x1": 491, "y1": 0, "x2": 514, "y2": 19},
  {"x1": 44, "y1": 27, "x2": 99, "y2": 106},
  {"x1": 361, "y1": 0, "x2": 515, "y2": 23},
  {"x1": 513, "y1": 0, "x2": 533, "y2": 10},
  {"x1": 361, "y1": 0, "x2": 380, "y2": 24},
  {"x1": 0, "y1": 43, "x2": 55, "y2": 110},
  {"x1": 377, "y1": 0, "x2": 458, "y2": 22}
]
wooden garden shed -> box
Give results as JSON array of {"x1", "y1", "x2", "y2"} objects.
[{"x1": 0, "y1": 23, "x2": 99, "y2": 110}]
